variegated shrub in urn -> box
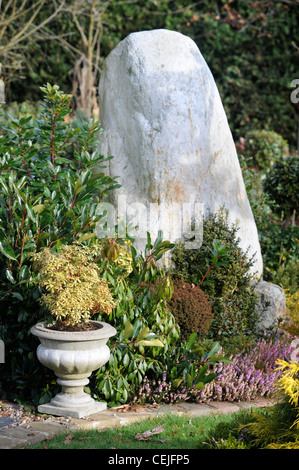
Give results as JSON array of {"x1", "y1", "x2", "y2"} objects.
[{"x1": 30, "y1": 245, "x2": 116, "y2": 418}]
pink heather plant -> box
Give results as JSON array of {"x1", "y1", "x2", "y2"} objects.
[{"x1": 134, "y1": 334, "x2": 292, "y2": 405}]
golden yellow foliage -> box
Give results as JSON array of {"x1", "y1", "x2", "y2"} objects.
[
  {"x1": 239, "y1": 359, "x2": 299, "y2": 448},
  {"x1": 32, "y1": 244, "x2": 115, "y2": 326},
  {"x1": 286, "y1": 290, "x2": 299, "y2": 325},
  {"x1": 275, "y1": 359, "x2": 299, "y2": 429}
]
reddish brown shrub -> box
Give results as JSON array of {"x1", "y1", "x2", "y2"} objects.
[{"x1": 167, "y1": 278, "x2": 214, "y2": 341}]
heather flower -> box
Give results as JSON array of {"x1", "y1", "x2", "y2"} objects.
[
  {"x1": 195, "y1": 335, "x2": 292, "y2": 403},
  {"x1": 134, "y1": 334, "x2": 292, "y2": 405}
]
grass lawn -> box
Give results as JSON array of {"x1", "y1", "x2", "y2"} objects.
[{"x1": 26, "y1": 408, "x2": 264, "y2": 450}]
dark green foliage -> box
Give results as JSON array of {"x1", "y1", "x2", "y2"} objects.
[
  {"x1": 249, "y1": 397, "x2": 299, "y2": 448},
  {"x1": 167, "y1": 279, "x2": 213, "y2": 342},
  {"x1": 171, "y1": 209, "x2": 258, "y2": 341},
  {"x1": 203, "y1": 408, "x2": 268, "y2": 449},
  {"x1": 92, "y1": 232, "x2": 180, "y2": 405},
  {"x1": 262, "y1": 154, "x2": 299, "y2": 225},
  {"x1": 260, "y1": 224, "x2": 299, "y2": 283},
  {"x1": 5, "y1": 1, "x2": 298, "y2": 149},
  {"x1": 191, "y1": 2, "x2": 299, "y2": 150},
  {"x1": 271, "y1": 259, "x2": 299, "y2": 298},
  {"x1": 165, "y1": 335, "x2": 231, "y2": 393},
  {"x1": 242, "y1": 130, "x2": 289, "y2": 171},
  {"x1": 0, "y1": 84, "x2": 119, "y2": 403},
  {"x1": 239, "y1": 151, "x2": 299, "y2": 286}
]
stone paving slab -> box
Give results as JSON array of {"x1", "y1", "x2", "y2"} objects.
[
  {"x1": 0, "y1": 434, "x2": 24, "y2": 449},
  {"x1": 204, "y1": 402, "x2": 242, "y2": 415},
  {"x1": 0, "y1": 426, "x2": 44, "y2": 449},
  {"x1": 0, "y1": 417, "x2": 20, "y2": 428},
  {"x1": 174, "y1": 403, "x2": 218, "y2": 417},
  {"x1": 0, "y1": 398, "x2": 275, "y2": 449},
  {"x1": 21, "y1": 421, "x2": 69, "y2": 436}
]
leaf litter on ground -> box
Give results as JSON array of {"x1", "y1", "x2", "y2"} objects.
[
  {"x1": 135, "y1": 424, "x2": 166, "y2": 443},
  {"x1": 64, "y1": 433, "x2": 74, "y2": 444}
]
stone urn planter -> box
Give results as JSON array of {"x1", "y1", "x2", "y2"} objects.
[{"x1": 31, "y1": 320, "x2": 116, "y2": 418}]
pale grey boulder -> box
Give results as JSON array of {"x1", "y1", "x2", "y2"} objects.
[
  {"x1": 98, "y1": 29, "x2": 263, "y2": 277},
  {"x1": 255, "y1": 280, "x2": 287, "y2": 333}
]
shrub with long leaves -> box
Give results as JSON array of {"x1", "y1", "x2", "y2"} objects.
[{"x1": 0, "y1": 84, "x2": 119, "y2": 402}]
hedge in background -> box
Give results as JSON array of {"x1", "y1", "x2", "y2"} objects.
[
  {"x1": 242, "y1": 130, "x2": 289, "y2": 171},
  {"x1": 263, "y1": 154, "x2": 299, "y2": 228}
]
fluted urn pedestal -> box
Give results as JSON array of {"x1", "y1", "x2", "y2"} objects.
[{"x1": 31, "y1": 321, "x2": 116, "y2": 418}]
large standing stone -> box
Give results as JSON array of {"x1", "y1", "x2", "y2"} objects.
[{"x1": 98, "y1": 29, "x2": 263, "y2": 277}]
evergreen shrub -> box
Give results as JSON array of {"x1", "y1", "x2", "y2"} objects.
[
  {"x1": 260, "y1": 223, "x2": 299, "y2": 282},
  {"x1": 0, "y1": 84, "x2": 119, "y2": 403},
  {"x1": 262, "y1": 154, "x2": 299, "y2": 226},
  {"x1": 170, "y1": 209, "x2": 258, "y2": 341},
  {"x1": 239, "y1": 360, "x2": 299, "y2": 449},
  {"x1": 167, "y1": 278, "x2": 213, "y2": 342},
  {"x1": 242, "y1": 129, "x2": 289, "y2": 171}
]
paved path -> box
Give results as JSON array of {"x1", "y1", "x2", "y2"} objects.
[{"x1": 0, "y1": 398, "x2": 273, "y2": 449}]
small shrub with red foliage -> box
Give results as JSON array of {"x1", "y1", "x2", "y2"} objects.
[{"x1": 167, "y1": 278, "x2": 214, "y2": 341}]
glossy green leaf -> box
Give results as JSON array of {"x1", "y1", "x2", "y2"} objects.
[
  {"x1": 74, "y1": 179, "x2": 83, "y2": 195},
  {"x1": 136, "y1": 326, "x2": 150, "y2": 342},
  {"x1": 5, "y1": 268, "x2": 15, "y2": 284},
  {"x1": 77, "y1": 232, "x2": 96, "y2": 242},
  {"x1": 33, "y1": 204, "x2": 46, "y2": 214},
  {"x1": 123, "y1": 321, "x2": 133, "y2": 340},
  {"x1": 136, "y1": 338, "x2": 164, "y2": 347},
  {"x1": 0, "y1": 242, "x2": 17, "y2": 261},
  {"x1": 206, "y1": 342, "x2": 221, "y2": 359},
  {"x1": 172, "y1": 377, "x2": 184, "y2": 388}
]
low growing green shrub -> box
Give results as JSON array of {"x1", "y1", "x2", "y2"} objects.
[
  {"x1": 167, "y1": 278, "x2": 213, "y2": 342},
  {"x1": 170, "y1": 209, "x2": 258, "y2": 342},
  {"x1": 260, "y1": 223, "x2": 299, "y2": 283},
  {"x1": 239, "y1": 150, "x2": 298, "y2": 287},
  {"x1": 239, "y1": 360, "x2": 299, "y2": 449},
  {"x1": 203, "y1": 408, "x2": 268, "y2": 449}
]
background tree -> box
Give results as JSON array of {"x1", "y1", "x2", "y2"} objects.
[
  {"x1": 2, "y1": 0, "x2": 299, "y2": 147},
  {"x1": 43, "y1": 0, "x2": 111, "y2": 119},
  {"x1": 0, "y1": 0, "x2": 65, "y2": 87},
  {"x1": 174, "y1": 0, "x2": 299, "y2": 150}
]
